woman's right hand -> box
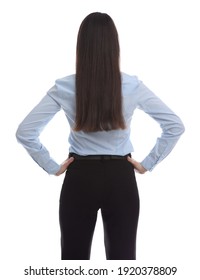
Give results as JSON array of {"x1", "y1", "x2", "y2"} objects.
[{"x1": 127, "y1": 156, "x2": 147, "y2": 174}]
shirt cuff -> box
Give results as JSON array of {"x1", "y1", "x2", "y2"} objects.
[
  {"x1": 140, "y1": 157, "x2": 156, "y2": 172},
  {"x1": 41, "y1": 160, "x2": 61, "y2": 175}
]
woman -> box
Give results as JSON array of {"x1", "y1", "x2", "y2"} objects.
[{"x1": 16, "y1": 12, "x2": 185, "y2": 260}]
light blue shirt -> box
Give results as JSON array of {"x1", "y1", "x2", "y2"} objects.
[{"x1": 16, "y1": 73, "x2": 185, "y2": 174}]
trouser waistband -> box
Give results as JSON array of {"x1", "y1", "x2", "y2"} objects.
[{"x1": 69, "y1": 153, "x2": 131, "y2": 160}]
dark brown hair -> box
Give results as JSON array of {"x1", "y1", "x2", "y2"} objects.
[{"x1": 74, "y1": 12, "x2": 126, "y2": 132}]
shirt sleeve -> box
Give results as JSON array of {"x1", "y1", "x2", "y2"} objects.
[
  {"x1": 16, "y1": 85, "x2": 62, "y2": 175},
  {"x1": 136, "y1": 81, "x2": 185, "y2": 171}
]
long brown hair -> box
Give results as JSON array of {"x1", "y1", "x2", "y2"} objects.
[{"x1": 74, "y1": 12, "x2": 126, "y2": 132}]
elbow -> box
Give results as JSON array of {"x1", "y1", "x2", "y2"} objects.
[
  {"x1": 181, "y1": 124, "x2": 185, "y2": 135},
  {"x1": 16, "y1": 124, "x2": 25, "y2": 143},
  {"x1": 16, "y1": 124, "x2": 38, "y2": 148},
  {"x1": 177, "y1": 119, "x2": 185, "y2": 136},
  {"x1": 16, "y1": 126, "x2": 22, "y2": 143},
  {"x1": 171, "y1": 120, "x2": 185, "y2": 138},
  {"x1": 164, "y1": 118, "x2": 185, "y2": 138},
  {"x1": 171, "y1": 114, "x2": 185, "y2": 137}
]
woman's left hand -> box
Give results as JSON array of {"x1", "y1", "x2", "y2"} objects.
[
  {"x1": 55, "y1": 157, "x2": 74, "y2": 176},
  {"x1": 127, "y1": 156, "x2": 147, "y2": 174}
]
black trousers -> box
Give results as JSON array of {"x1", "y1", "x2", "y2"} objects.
[{"x1": 59, "y1": 157, "x2": 140, "y2": 260}]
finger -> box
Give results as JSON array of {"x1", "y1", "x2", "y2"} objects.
[
  {"x1": 67, "y1": 157, "x2": 74, "y2": 163},
  {"x1": 127, "y1": 156, "x2": 137, "y2": 165},
  {"x1": 62, "y1": 157, "x2": 74, "y2": 165},
  {"x1": 64, "y1": 157, "x2": 74, "y2": 168},
  {"x1": 127, "y1": 156, "x2": 134, "y2": 162}
]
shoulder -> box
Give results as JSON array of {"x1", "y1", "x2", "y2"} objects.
[
  {"x1": 55, "y1": 74, "x2": 76, "y2": 92},
  {"x1": 47, "y1": 74, "x2": 75, "y2": 103},
  {"x1": 121, "y1": 72, "x2": 141, "y2": 94}
]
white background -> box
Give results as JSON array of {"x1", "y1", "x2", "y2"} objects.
[{"x1": 1, "y1": 0, "x2": 199, "y2": 279}]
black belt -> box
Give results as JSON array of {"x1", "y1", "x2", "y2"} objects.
[{"x1": 69, "y1": 153, "x2": 131, "y2": 160}]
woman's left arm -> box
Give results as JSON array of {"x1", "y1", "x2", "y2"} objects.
[{"x1": 16, "y1": 86, "x2": 62, "y2": 175}]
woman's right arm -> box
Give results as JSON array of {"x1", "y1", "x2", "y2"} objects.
[{"x1": 135, "y1": 81, "x2": 185, "y2": 171}]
